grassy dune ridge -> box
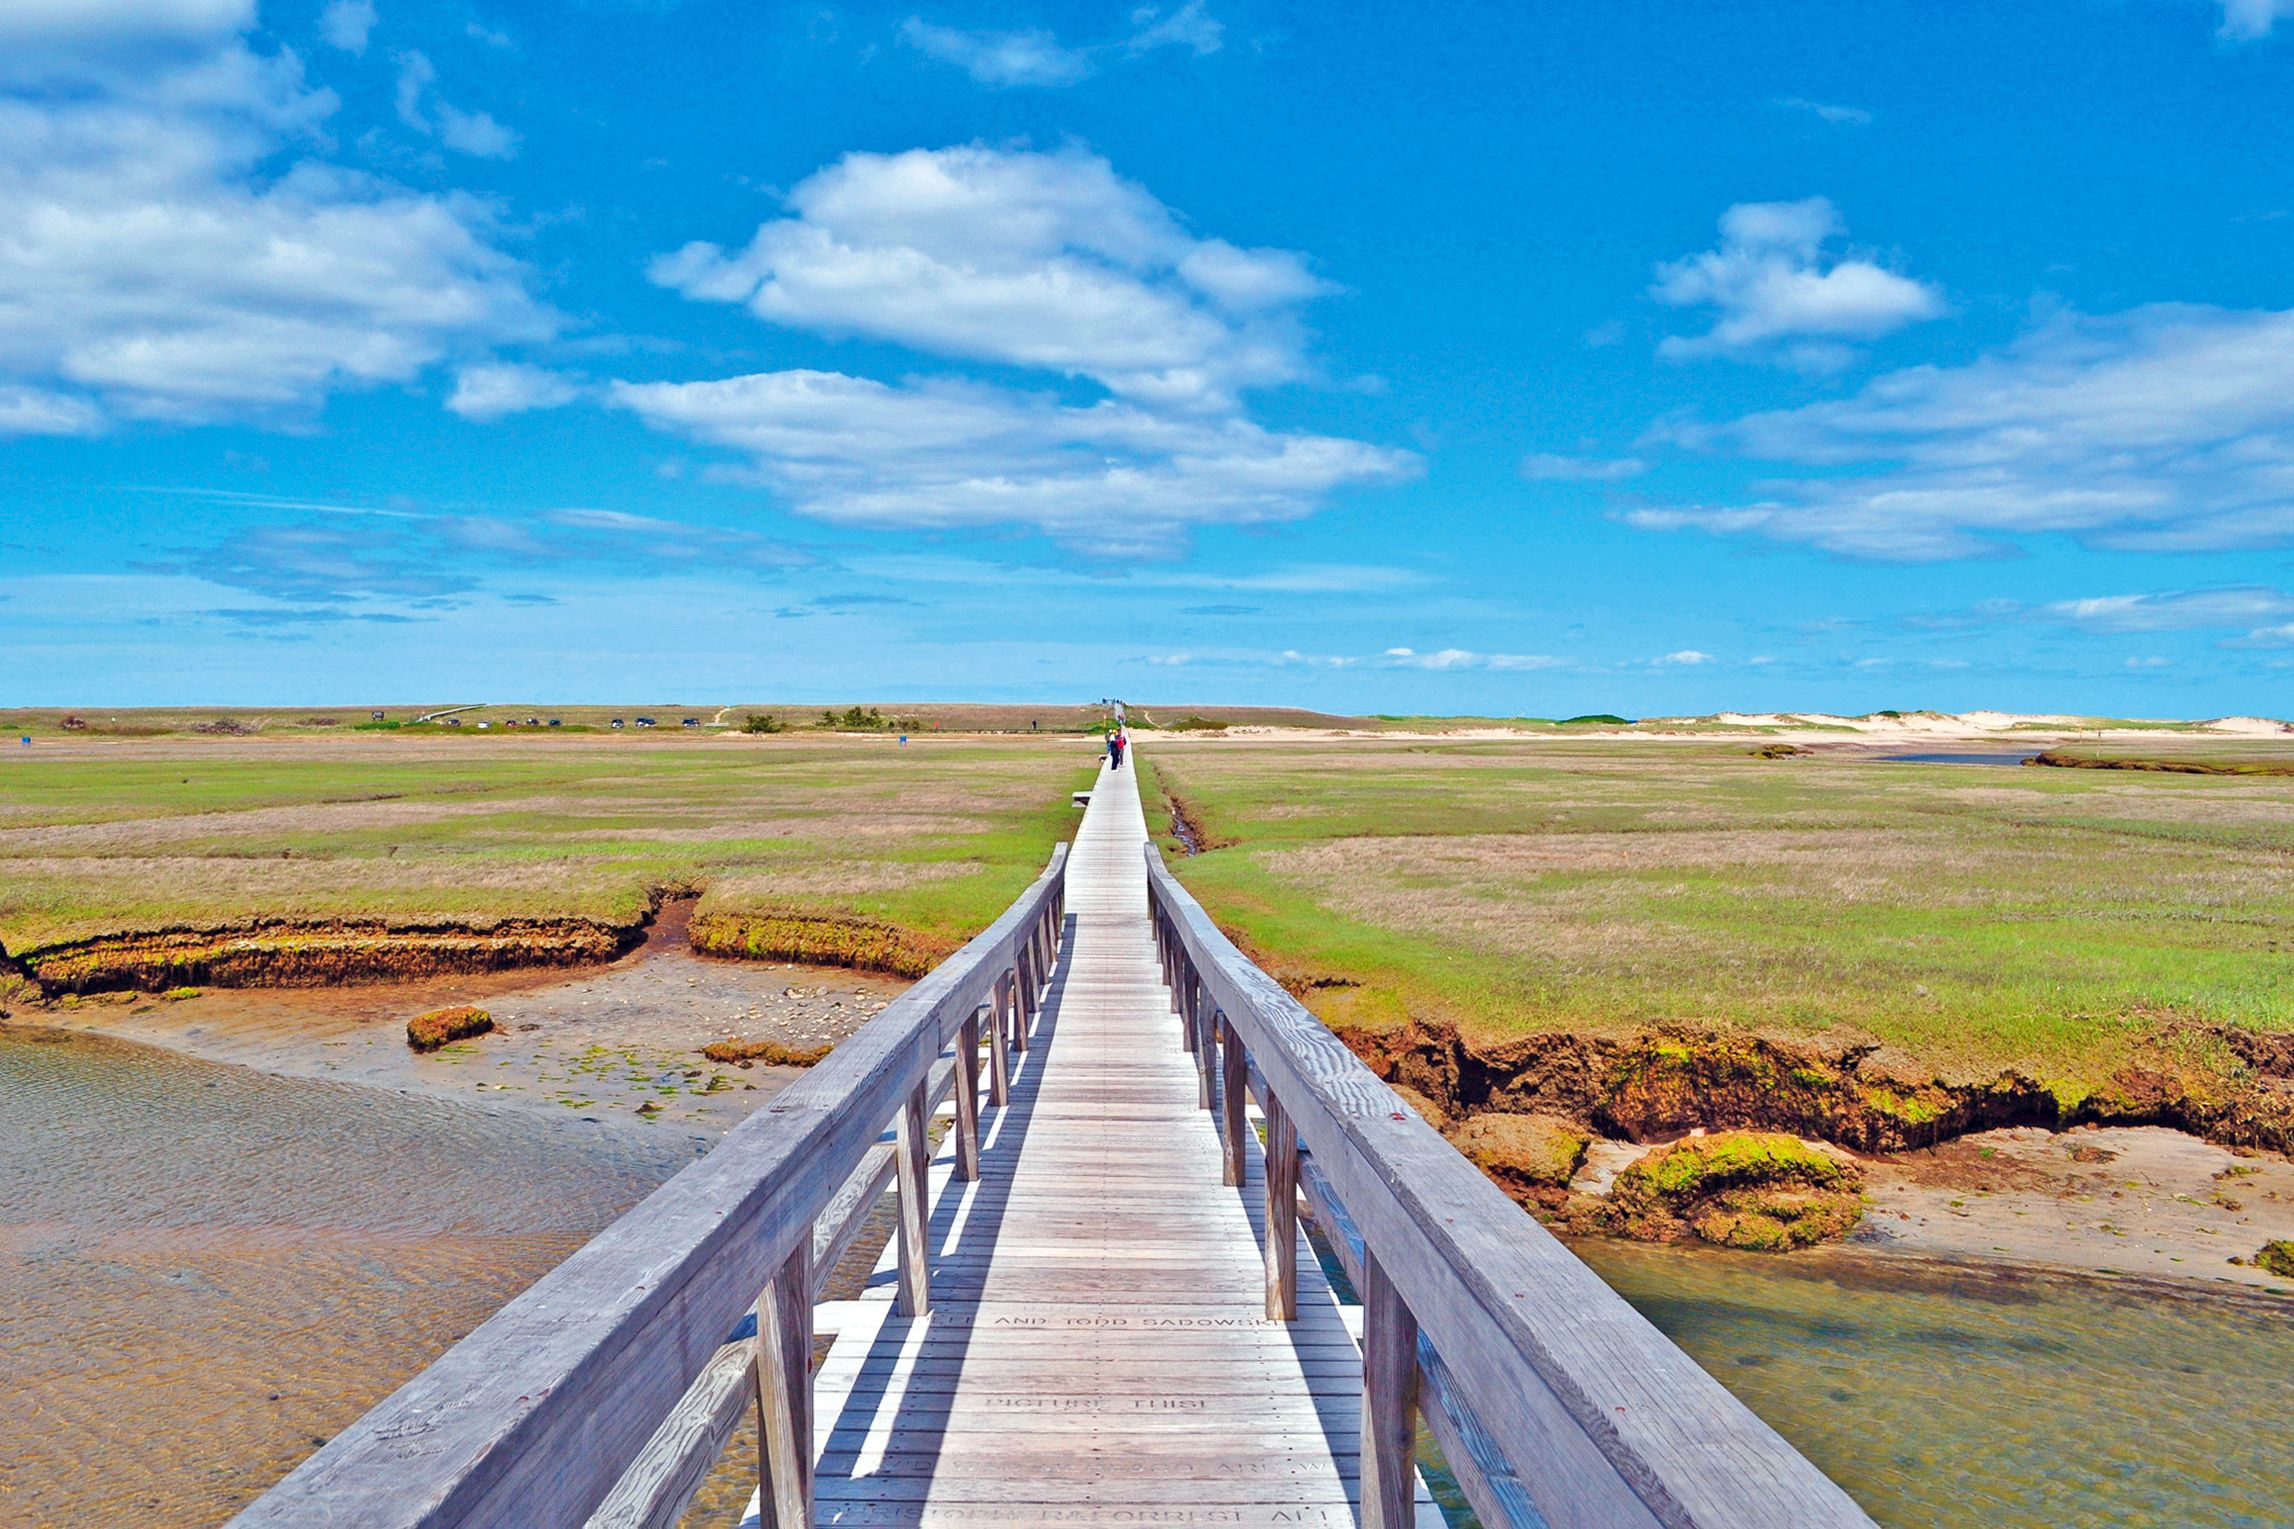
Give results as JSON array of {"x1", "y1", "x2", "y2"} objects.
[
  {"x1": 1140, "y1": 739, "x2": 2294, "y2": 1090},
  {"x1": 0, "y1": 735, "x2": 1094, "y2": 964}
]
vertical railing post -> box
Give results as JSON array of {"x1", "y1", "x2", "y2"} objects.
[
  {"x1": 1167, "y1": 930, "x2": 1182, "y2": 1015},
  {"x1": 955, "y1": 1004, "x2": 984, "y2": 1181},
  {"x1": 1218, "y1": 1014, "x2": 1246, "y2": 1188},
  {"x1": 1190, "y1": 973, "x2": 1213, "y2": 1110},
  {"x1": 752, "y1": 1240, "x2": 814, "y2": 1529},
  {"x1": 988, "y1": 973, "x2": 1013, "y2": 1108},
  {"x1": 1263, "y1": 1092, "x2": 1298, "y2": 1320},
  {"x1": 894, "y1": 1081, "x2": 931, "y2": 1318},
  {"x1": 1012, "y1": 954, "x2": 1033, "y2": 1054},
  {"x1": 1359, "y1": 1248, "x2": 1421, "y2": 1529}
]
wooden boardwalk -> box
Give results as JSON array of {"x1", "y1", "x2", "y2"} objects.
[{"x1": 781, "y1": 759, "x2": 1440, "y2": 1526}]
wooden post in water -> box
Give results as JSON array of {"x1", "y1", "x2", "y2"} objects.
[
  {"x1": 954, "y1": 1004, "x2": 984, "y2": 1181},
  {"x1": 1358, "y1": 1248, "x2": 1420, "y2": 1529},
  {"x1": 1219, "y1": 1014, "x2": 1246, "y2": 1188},
  {"x1": 894, "y1": 1081, "x2": 931, "y2": 1317},
  {"x1": 752, "y1": 1242, "x2": 814, "y2": 1529},
  {"x1": 1263, "y1": 1092, "x2": 1298, "y2": 1320}
]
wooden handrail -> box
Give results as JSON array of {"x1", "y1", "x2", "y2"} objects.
[
  {"x1": 1143, "y1": 841, "x2": 1874, "y2": 1529},
  {"x1": 232, "y1": 846, "x2": 1068, "y2": 1529}
]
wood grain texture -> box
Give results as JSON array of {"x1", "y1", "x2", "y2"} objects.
[{"x1": 1144, "y1": 788, "x2": 1875, "y2": 1529}]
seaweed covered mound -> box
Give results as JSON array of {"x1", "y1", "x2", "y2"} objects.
[
  {"x1": 1608, "y1": 1131, "x2": 1864, "y2": 1251},
  {"x1": 406, "y1": 1005, "x2": 493, "y2": 1052}
]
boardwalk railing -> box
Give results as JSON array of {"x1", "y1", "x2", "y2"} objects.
[
  {"x1": 232, "y1": 847, "x2": 1069, "y2": 1529},
  {"x1": 1145, "y1": 844, "x2": 1876, "y2": 1529}
]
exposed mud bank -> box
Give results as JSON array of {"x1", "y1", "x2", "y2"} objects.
[
  {"x1": 1343, "y1": 1018, "x2": 2294, "y2": 1157},
  {"x1": 0, "y1": 891, "x2": 973, "y2": 998},
  {"x1": 2029, "y1": 749, "x2": 2294, "y2": 777},
  {"x1": 686, "y1": 908, "x2": 954, "y2": 980},
  {"x1": 14, "y1": 917, "x2": 643, "y2": 996}
]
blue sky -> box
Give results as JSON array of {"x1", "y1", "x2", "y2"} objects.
[{"x1": 6, "y1": 0, "x2": 2294, "y2": 715}]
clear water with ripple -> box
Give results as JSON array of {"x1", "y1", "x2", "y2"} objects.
[
  {"x1": 1576, "y1": 1239, "x2": 2294, "y2": 1528},
  {"x1": 0, "y1": 1023, "x2": 691, "y2": 1526}
]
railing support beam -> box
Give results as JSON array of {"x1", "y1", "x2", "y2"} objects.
[
  {"x1": 1263, "y1": 1091, "x2": 1298, "y2": 1321},
  {"x1": 988, "y1": 973, "x2": 1013, "y2": 1108},
  {"x1": 1218, "y1": 1014, "x2": 1246, "y2": 1188},
  {"x1": 752, "y1": 1241, "x2": 814, "y2": 1529},
  {"x1": 954, "y1": 1005, "x2": 984, "y2": 1181},
  {"x1": 894, "y1": 1080, "x2": 931, "y2": 1317},
  {"x1": 1358, "y1": 1247, "x2": 1421, "y2": 1529},
  {"x1": 1012, "y1": 955, "x2": 1033, "y2": 1054}
]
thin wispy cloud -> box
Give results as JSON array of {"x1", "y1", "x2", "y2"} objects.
[
  {"x1": 1773, "y1": 96, "x2": 1872, "y2": 126},
  {"x1": 394, "y1": 50, "x2": 519, "y2": 158},
  {"x1": 1383, "y1": 646, "x2": 1565, "y2": 671},
  {"x1": 2218, "y1": 0, "x2": 2293, "y2": 39},
  {"x1": 447, "y1": 364, "x2": 583, "y2": 421},
  {"x1": 1628, "y1": 304, "x2": 2294, "y2": 560},
  {"x1": 1521, "y1": 452, "x2": 1645, "y2": 482},
  {"x1": 318, "y1": 0, "x2": 376, "y2": 54},
  {"x1": 1653, "y1": 197, "x2": 1943, "y2": 368},
  {"x1": 899, "y1": 2, "x2": 1221, "y2": 89}
]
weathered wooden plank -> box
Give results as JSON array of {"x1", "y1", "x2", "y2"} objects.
[{"x1": 583, "y1": 1337, "x2": 751, "y2": 1529}]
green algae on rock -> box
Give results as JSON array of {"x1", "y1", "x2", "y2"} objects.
[
  {"x1": 1603, "y1": 1131, "x2": 1865, "y2": 1252},
  {"x1": 406, "y1": 1005, "x2": 494, "y2": 1052},
  {"x1": 2257, "y1": 1239, "x2": 2294, "y2": 1279}
]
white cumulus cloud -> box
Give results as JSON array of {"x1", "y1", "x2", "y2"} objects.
[
  {"x1": 1653, "y1": 197, "x2": 1942, "y2": 368},
  {"x1": 651, "y1": 145, "x2": 1328, "y2": 411},
  {"x1": 631, "y1": 143, "x2": 1406, "y2": 552},
  {"x1": 0, "y1": 21, "x2": 548, "y2": 434},
  {"x1": 1628, "y1": 304, "x2": 2294, "y2": 559}
]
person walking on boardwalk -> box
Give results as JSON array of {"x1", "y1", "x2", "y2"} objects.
[{"x1": 1105, "y1": 727, "x2": 1122, "y2": 769}]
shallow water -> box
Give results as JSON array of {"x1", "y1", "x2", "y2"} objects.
[
  {"x1": 1573, "y1": 1239, "x2": 2294, "y2": 1529},
  {"x1": 0, "y1": 1023, "x2": 692, "y2": 1526},
  {"x1": 1873, "y1": 751, "x2": 2041, "y2": 766}
]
